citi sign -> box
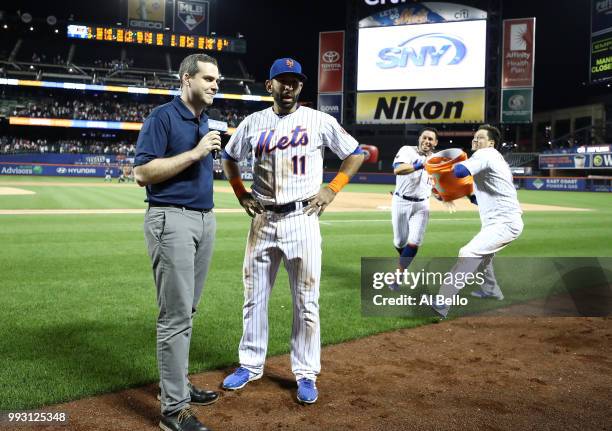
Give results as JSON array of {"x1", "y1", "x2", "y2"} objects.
[{"x1": 377, "y1": 33, "x2": 466, "y2": 69}]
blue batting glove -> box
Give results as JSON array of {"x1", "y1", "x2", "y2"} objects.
[{"x1": 413, "y1": 160, "x2": 424, "y2": 171}]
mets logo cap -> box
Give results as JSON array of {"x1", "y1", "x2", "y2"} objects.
[{"x1": 269, "y1": 58, "x2": 307, "y2": 81}]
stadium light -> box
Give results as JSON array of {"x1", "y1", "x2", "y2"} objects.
[
  {"x1": 29, "y1": 26, "x2": 34, "y2": 31},
  {"x1": 3, "y1": 24, "x2": 7, "y2": 29},
  {"x1": 54, "y1": 29, "x2": 58, "y2": 33}
]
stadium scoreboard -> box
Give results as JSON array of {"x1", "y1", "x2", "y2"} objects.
[{"x1": 67, "y1": 24, "x2": 246, "y2": 53}]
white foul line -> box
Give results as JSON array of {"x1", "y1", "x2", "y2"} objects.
[{"x1": 320, "y1": 218, "x2": 476, "y2": 224}]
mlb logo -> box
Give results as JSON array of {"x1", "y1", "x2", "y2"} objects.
[
  {"x1": 286, "y1": 59, "x2": 294, "y2": 68},
  {"x1": 177, "y1": 0, "x2": 207, "y2": 32}
]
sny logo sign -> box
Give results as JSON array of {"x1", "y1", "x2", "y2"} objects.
[{"x1": 377, "y1": 33, "x2": 467, "y2": 69}]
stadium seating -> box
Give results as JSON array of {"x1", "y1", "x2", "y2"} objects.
[
  {"x1": 1, "y1": 136, "x2": 135, "y2": 155},
  {"x1": 503, "y1": 153, "x2": 539, "y2": 167}
]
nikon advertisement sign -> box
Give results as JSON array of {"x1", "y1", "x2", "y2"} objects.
[{"x1": 356, "y1": 89, "x2": 484, "y2": 124}]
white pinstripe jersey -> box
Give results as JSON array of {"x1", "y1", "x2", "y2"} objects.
[
  {"x1": 393, "y1": 146, "x2": 431, "y2": 200},
  {"x1": 459, "y1": 147, "x2": 522, "y2": 226},
  {"x1": 225, "y1": 106, "x2": 359, "y2": 205}
]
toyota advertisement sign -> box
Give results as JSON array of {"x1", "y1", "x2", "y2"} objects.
[
  {"x1": 318, "y1": 31, "x2": 345, "y2": 93},
  {"x1": 357, "y1": 20, "x2": 487, "y2": 91}
]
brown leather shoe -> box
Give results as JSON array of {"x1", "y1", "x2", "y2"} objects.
[{"x1": 159, "y1": 407, "x2": 211, "y2": 431}]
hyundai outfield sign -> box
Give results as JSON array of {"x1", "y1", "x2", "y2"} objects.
[
  {"x1": 358, "y1": 20, "x2": 487, "y2": 91},
  {"x1": 0, "y1": 163, "x2": 104, "y2": 177}
]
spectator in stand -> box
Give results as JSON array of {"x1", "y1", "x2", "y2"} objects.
[{"x1": 0, "y1": 137, "x2": 138, "y2": 156}]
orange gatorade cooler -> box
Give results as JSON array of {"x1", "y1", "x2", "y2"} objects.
[{"x1": 425, "y1": 148, "x2": 474, "y2": 202}]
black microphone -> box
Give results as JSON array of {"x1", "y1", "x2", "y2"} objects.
[{"x1": 207, "y1": 108, "x2": 228, "y2": 159}]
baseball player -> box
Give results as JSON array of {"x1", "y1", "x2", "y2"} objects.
[
  {"x1": 220, "y1": 58, "x2": 364, "y2": 404},
  {"x1": 433, "y1": 124, "x2": 523, "y2": 317},
  {"x1": 104, "y1": 166, "x2": 112, "y2": 182},
  {"x1": 390, "y1": 127, "x2": 438, "y2": 285}
]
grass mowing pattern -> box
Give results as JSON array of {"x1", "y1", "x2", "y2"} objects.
[{"x1": 0, "y1": 176, "x2": 610, "y2": 409}]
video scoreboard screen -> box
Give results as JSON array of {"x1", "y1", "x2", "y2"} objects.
[
  {"x1": 67, "y1": 24, "x2": 246, "y2": 54},
  {"x1": 357, "y1": 20, "x2": 487, "y2": 91}
]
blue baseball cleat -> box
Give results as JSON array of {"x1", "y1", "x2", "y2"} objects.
[
  {"x1": 296, "y1": 378, "x2": 318, "y2": 404},
  {"x1": 387, "y1": 281, "x2": 400, "y2": 292},
  {"x1": 222, "y1": 367, "x2": 262, "y2": 390},
  {"x1": 471, "y1": 289, "x2": 504, "y2": 300}
]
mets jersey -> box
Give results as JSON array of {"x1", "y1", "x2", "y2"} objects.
[
  {"x1": 225, "y1": 106, "x2": 359, "y2": 205},
  {"x1": 458, "y1": 147, "x2": 522, "y2": 226},
  {"x1": 392, "y1": 146, "x2": 431, "y2": 200}
]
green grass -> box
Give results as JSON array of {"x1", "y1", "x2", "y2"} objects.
[{"x1": 0, "y1": 176, "x2": 611, "y2": 409}]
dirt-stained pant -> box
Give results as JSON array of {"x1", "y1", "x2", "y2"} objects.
[
  {"x1": 144, "y1": 206, "x2": 216, "y2": 416},
  {"x1": 435, "y1": 220, "x2": 523, "y2": 317}
]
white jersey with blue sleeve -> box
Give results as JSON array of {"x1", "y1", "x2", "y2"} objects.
[
  {"x1": 224, "y1": 106, "x2": 358, "y2": 205},
  {"x1": 393, "y1": 146, "x2": 431, "y2": 200},
  {"x1": 458, "y1": 147, "x2": 522, "y2": 226},
  {"x1": 223, "y1": 105, "x2": 361, "y2": 385}
]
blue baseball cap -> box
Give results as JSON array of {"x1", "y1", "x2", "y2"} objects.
[{"x1": 269, "y1": 58, "x2": 307, "y2": 81}]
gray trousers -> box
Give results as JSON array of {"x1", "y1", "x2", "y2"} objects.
[{"x1": 144, "y1": 206, "x2": 216, "y2": 416}]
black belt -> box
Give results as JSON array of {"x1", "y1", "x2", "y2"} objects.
[
  {"x1": 264, "y1": 200, "x2": 311, "y2": 214},
  {"x1": 395, "y1": 193, "x2": 425, "y2": 202},
  {"x1": 148, "y1": 203, "x2": 212, "y2": 213}
]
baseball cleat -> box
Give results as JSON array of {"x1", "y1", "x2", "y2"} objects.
[
  {"x1": 296, "y1": 378, "x2": 318, "y2": 404},
  {"x1": 470, "y1": 289, "x2": 504, "y2": 300},
  {"x1": 387, "y1": 281, "x2": 400, "y2": 291},
  {"x1": 430, "y1": 298, "x2": 449, "y2": 319},
  {"x1": 222, "y1": 367, "x2": 262, "y2": 390}
]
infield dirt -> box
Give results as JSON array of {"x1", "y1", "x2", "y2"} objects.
[{"x1": 15, "y1": 316, "x2": 611, "y2": 431}]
